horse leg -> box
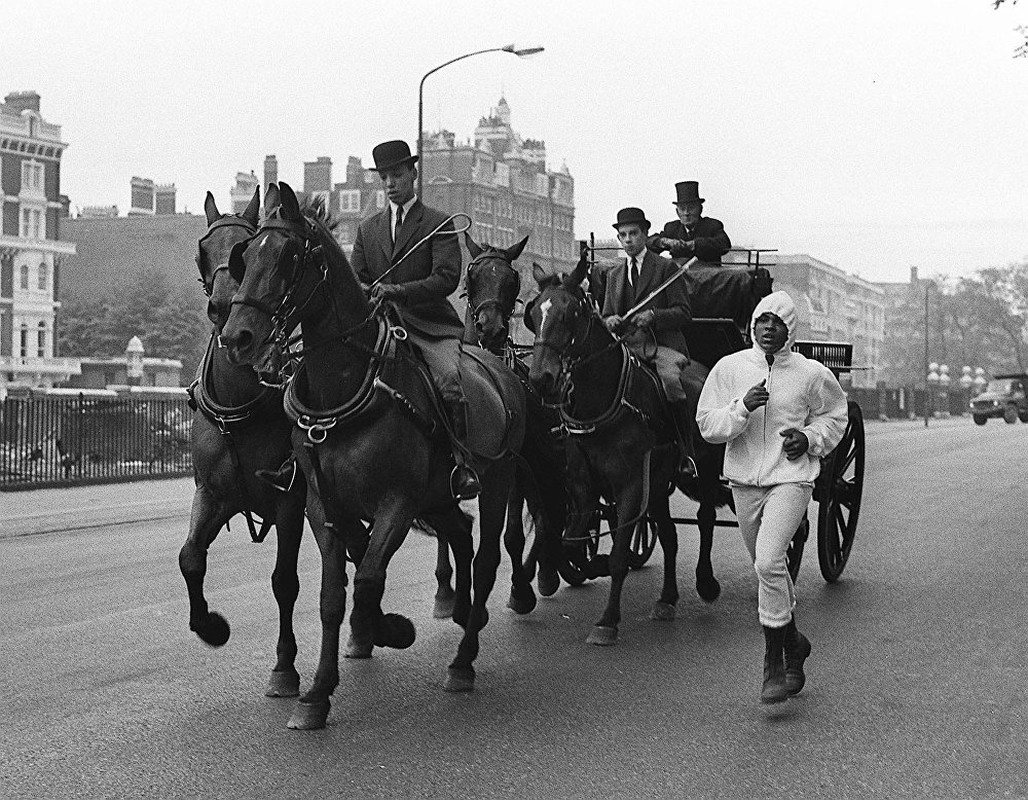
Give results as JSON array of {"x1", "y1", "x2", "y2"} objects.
[
  {"x1": 504, "y1": 475, "x2": 537, "y2": 615},
  {"x1": 433, "y1": 532, "x2": 456, "y2": 619},
  {"x1": 265, "y1": 491, "x2": 305, "y2": 698},
  {"x1": 346, "y1": 498, "x2": 418, "y2": 660},
  {"x1": 696, "y1": 490, "x2": 722, "y2": 603},
  {"x1": 587, "y1": 473, "x2": 644, "y2": 647},
  {"x1": 178, "y1": 484, "x2": 233, "y2": 647},
  {"x1": 446, "y1": 461, "x2": 512, "y2": 691},
  {"x1": 649, "y1": 490, "x2": 680, "y2": 621},
  {"x1": 287, "y1": 498, "x2": 351, "y2": 731}
]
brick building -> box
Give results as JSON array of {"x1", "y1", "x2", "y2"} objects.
[{"x1": 0, "y1": 90, "x2": 79, "y2": 394}]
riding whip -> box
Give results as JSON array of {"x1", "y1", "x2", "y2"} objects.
[
  {"x1": 623, "y1": 256, "x2": 699, "y2": 320},
  {"x1": 368, "y1": 212, "x2": 473, "y2": 289}
]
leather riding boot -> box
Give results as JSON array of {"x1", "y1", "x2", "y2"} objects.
[
  {"x1": 670, "y1": 401, "x2": 698, "y2": 480},
  {"x1": 447, "y1": 403, "x2": 481, "y2": 501},
  {"x1": 255, "y1": 454, "x2": 297, "y2": 493},
  {"x1": 760, "y1": 624, "x2": 790, "y2": 704},
  {"x1": 783, "y1": 617, "x2": 812, "y2": 696}
]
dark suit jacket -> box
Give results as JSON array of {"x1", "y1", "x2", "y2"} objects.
[
  {"x1": 351, "y1": 199, "x2": 463, "y2": 339},
  {"x1": 589, "y1": 250, "x2": 690, "y2": 355},
  {"x1": 650, "y1": 216, "x2": 731, "y2": 266}
]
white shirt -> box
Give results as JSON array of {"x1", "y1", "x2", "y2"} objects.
[{"x1": 390, "y1": 196, "x2": 417, "y2": 243}]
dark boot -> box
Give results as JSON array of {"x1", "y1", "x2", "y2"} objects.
[
  {"x1": 783, "y1": 617, "x2": 811, "y2": 696},
  {"x1": 446, "y1": 403, "x2": 481, "y2": 501},
  {"x1": 255, "y1": 455, "x2": 297, "y2": 493},
  {"x1": 760, "y1": 624, "x2": 789, "y2": 704},
  {"x1": 670, "y1": 401, "x2": 698, "y2": 480}
]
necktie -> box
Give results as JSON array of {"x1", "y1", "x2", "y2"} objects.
[
  {"x1": 394, "y1": 206, "x2": 403, "y2": 245},
  {"x1": 630, "y1": 256, "x2": 639, "y2": 286}
]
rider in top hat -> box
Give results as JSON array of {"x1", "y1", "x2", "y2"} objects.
[
  {"x1": 351, "y1": 139, "x2": 480, "y2": 500},
  {"x1": 589, "y1": 206, "x2": 699, "y2": 479},
  {"x1": 648, "y1": 181, "x2": 731, "y2": 267}
]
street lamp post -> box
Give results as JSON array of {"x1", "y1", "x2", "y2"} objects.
[
  {"x1": 927, "y1": 361, "x2": 939, "y2": 425},
  {"x1": 417, "y1": 44, "x2": 544, "y2": 199}
]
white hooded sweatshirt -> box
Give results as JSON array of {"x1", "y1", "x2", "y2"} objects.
[{"x1": 696, "y1": 290, "x2": 849, "y2": 487}]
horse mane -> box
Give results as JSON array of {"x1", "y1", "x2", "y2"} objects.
[{"x1": 300, "y1": 194, "x2": 340, "y2": 232}]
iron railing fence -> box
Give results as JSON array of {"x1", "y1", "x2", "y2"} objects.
[{"x1": 0, "y1": 394, "x2": 193, "y2": 490}]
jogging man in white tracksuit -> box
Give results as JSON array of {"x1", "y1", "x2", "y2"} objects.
[{"x1": 697, "y1": 290, "x2": 848, "y2": 704}]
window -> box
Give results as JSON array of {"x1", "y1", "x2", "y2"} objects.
[
  {"x1": 37, "y1": 321, "x2": 46, "y2": 358},
  {"x1": 20, "y1": 207, "x2": 44, "y2": 239},
  {"x1": 20, "y1": 263, "x2": 29, "y2": 289},
  {"x1": 38, "y1": 262, "x2": 48, "y2": 291},
  {"x1": 338, "y1": 190, "x2": 361, "y2": 213},
  {"x1": 21, "y1": 161, "x2": 44, "y2": 194},
  {"x1": 19, "y1": 325, "x2": 29, "y2": 358}
]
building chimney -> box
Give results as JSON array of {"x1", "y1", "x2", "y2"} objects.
[
  {"x1": 4, "y1": 90, "x2": 41, "y2": 114},
  {"x1": 155, "y1": 183, "x2": 176, "y2": 215},
  {"x1": 910, "y1": 266, "x2": 918, "y2": 285}
]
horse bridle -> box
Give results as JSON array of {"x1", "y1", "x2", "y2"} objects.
[
  {"x1": 196, "y1": 215, "x2": 258, "y2": 298},
  {"x1": 465, "y1": 251, "x2": 522, "y2": 320}
]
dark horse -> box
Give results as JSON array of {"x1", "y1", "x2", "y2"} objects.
[
  {"x1": 462, "y1": 232, "x2": 568, "y2": 605},
  {"x1": 178, "y1": 187, "x2": 310, "y2": 698},
  {"x1": 526, "y1": 255, "x2": 730, "y2": 645},
  {"x1": 220, "y1": 182, "x2": 525, "y2": 730}
]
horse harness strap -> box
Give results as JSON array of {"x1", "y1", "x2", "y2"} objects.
[
  {"x1": 560, "y1": 344, "x2": 656, "y2": 435},
  {"x1": 189, "y1": 334, "x2": 278, "y2": 543}
]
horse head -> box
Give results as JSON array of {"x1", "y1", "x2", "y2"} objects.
[
  {"x1": 526, "y1": 249, "x2": 594, "y2": 400},
  {"x1": 197, "y1": 188, "x2": 260, "y2": 332},
  {"x1": 465, "y1": 232, "x2": 529, "y2": 353}
]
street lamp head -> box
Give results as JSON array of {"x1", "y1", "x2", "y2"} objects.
[{"x1": 506, "y1": 44, "x2": 545, "y2": 57}]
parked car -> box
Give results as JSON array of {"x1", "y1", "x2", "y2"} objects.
[{"x1": 970, "y1": 374, "x2": 1028, "y2": 425}]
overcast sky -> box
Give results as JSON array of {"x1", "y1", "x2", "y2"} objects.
[{"x1": 5, "y1": 0, "x2": 1026, "y2": 283}]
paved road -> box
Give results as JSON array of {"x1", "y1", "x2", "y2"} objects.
[{"x1": 2, "y1": 418, "x2": 1026, "y2": 799}]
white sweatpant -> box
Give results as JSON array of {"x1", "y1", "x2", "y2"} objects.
[{"x1": 732, "y1": 482, "x2": 814, "y2": 628}]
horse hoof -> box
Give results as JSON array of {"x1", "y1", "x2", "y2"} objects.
[
  {"x1": 344, "y1": 634, "x2": 373, "y2": 659},
  {"x1": 507, "y1": 586, "x2": 537, "y2": 615},
  {"x1": 696, "y1": 572, "x2": 721, "y2": 603},
  {"x1": 433, "y1": 594, "x2": 456, "y2": 619},
  {"x1": 443, "y1": 667, "x2": 476, "y2": 693},
  {"x1": 374, "y1": 614, "x2": 416, "y2": 649},
  {"x1": 196, "y1": 612, "x2": 230, "y2": 647},
  {"x1": 287, "y1": 700, "x2": 330, "y2": 730},
  {"x1": 650, "y1": 601, "x2": 676, "y2": 621},
  {"x1": 265, "y1": 669, "x2": 300, "y2": 698},
  {"x1": 537, "y1": 567, "x2": 560, "y2": 597},
  {"x1": 586, "y1": 625, "x2": 618, "y2": 646}
]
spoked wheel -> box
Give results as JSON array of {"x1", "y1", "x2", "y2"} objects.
[
  {"x1": 816, "y1": 400, "x2": 865, "y2": 582},
  {"x1": 627, "y1": 516, "x2": 658, "y2": 570},
  {"x1": 787, "y1": 515, "x2": 809, "y2": 582}
]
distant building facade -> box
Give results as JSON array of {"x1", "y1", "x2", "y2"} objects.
[
  {"x1": 0, "y1": 90, "x2": 79, "y2": 394},
  {"x1": 770, "y1": 254, "x2": 885, "y2": 388},
  {"x1": 230, "y1": 171, "x2": 259, "y2": 214}
]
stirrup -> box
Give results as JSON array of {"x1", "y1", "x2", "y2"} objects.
[
  {"x1": 449, "y1": 464, "x2": 481, "y2": 501},
  {"x1": 256, "y1": 461, "x2": 297, "y2": 494}
]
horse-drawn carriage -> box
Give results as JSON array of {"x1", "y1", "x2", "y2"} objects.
[{"x1": 537, "y1": 242, "x2": 866, "y2": 588}]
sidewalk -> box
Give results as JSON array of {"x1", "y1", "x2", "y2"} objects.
[{"x1": 1, "y1": 476, "x2": 195, "y2": 539}]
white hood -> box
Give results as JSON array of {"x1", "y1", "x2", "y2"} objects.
[{"x1": 750, "y1": 290, "x2": 798, "y2": 356}]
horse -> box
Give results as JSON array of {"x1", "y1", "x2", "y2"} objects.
[
  {"x1": 178, "y1": 186, "x2": 311, "y2": 699},
  {"x1": 526, "y1": 254, "x2": 730, "y2": 646},
  {"x1": 219, "y1": 182, "x2": 525, "y2": 730},
  {"x1": 461, "y1": 232, "x2": 568, "y2": 604}
]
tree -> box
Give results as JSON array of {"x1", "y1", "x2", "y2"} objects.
[
  {"x1": 58, "y1": 266, "x2": 211, "y2": 385},
  {"x1": 993, "y1": 0, "x2": 1028, "y2": 57}
]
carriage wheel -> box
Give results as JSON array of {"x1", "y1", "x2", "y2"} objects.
[
  {"x1": 816, "y1": 400, "x2": 865, "y2": 582},
  {"x1": 627, "y1": 517, "x2": 658, "y2": 570},
  {"x1": 787, "y1": 515, "x2": 809, "y2": 582}
]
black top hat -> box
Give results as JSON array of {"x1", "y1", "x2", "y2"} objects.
[
  {"x1": 612, "y1": 207, "x2": 651, "y2": 231},
  {"x1": 371, "y1": 140, "x2": 419, "y2": 172},
  {"x1": 674, "y1": 181, "x2": 705, "y2": 205}
]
